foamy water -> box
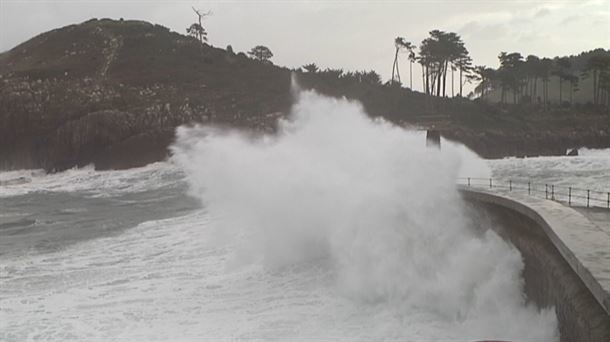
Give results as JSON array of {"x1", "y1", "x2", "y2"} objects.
[
  {"x1": 5, "y1": 88, "x2": 608, "y2": 341},
  {"x1": 488, "y1": 149, "x2": 610, "y2": 192}
]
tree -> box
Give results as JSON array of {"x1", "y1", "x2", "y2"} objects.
[
  {"x1": 473, "y1": 66, "x2": 496, "y2": 100},
  {"x1": 584, "y1": 54, "x2": 610, "y2": 105},
  {"x1": 568, "y1": 74, "x2": 579, "y2": 105},
  {"x1": 391, "y1": 37, "x2": 415, "y2": 87},
  {"x1": 187, "y1": 7, "x2": 211, "y2": 43},
  {"x1": 321, "y1": 68, "x2": 343, "y2": 79},
  {"x1": 600, "y1": 69, "x2": 610, "y2": 108},
  {"x1": 418, "y1": 30, "x2": 469, "y2": 97},
  {"x1": 408, "y1": 48, "x2": 417, "y2": 90},
  {"x1": 454, "y1": 54, "x2": 472, "y2": 97},
  {"x1": 524, "y1": 55, "x2": 541, "y2": 102},
  {"x1": 187, "y1": 23, "x2": 207, "y2": 42},
  {"x1": 497, "y1": 52, "x2": 524, "y2": 104},
  {"x1": 554, "y1": 57, "x2": 572, "y2": 105},
  {"x1": 302, "y1": 63, "x2": 319, "y2": 73},
  {"x1": 539, "y1": 58, "x2": 553, "y2": 108},
  {"x1": 359, "y1": 70, "x2": 382, "y2": 85},
  {"x1": 248, "y1": 45, "x2": 273, "y2": 62}
]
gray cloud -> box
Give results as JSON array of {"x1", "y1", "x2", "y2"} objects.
[
  {"x1": 518, "y1": 31, "x2": 551, "y2": 44},
  {"x1": 535, "y1": 8, "x2": 551, "y2": 18},
  {"x1": 0, "y1": 0, "x2": 608, "y2": 94},
  {"x1": 458, "y1": 21, "x2": 509, "y2": 41},
  {"x1": 561, "y1": 15, "x2": 582, "y2": 25}
]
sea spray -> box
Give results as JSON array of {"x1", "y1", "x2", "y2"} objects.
[{"x1": 171, "y1": 88, "x2": 558, "y2": 340}]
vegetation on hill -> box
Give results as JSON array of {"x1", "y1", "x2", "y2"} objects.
[
  {"x1": 0, "y1": 18, "x2": 608, "y2": 171},
  {"x1": 474, "y1": 49, "x2": 610, "y2": 107},
  {"x1": 383, "y1": 30, "x2": 610, "y2": 108}
]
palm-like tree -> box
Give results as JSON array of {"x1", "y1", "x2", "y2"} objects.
[
  {"x1": 302, "y1": 63, "x2": 319, "y2": 73},
  {"x1": 391, "y1": 37, "x2": 415, "y2": 86}
]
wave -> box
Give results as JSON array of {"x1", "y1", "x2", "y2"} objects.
[{"x1": 171, "y1": 85, "x2": 558, "y2": 340}]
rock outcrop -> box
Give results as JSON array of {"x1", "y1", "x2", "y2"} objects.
[{"x1": 0, "y1": 19, "x2": 293, "y2": 171}]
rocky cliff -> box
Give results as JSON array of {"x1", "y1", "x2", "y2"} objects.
[
  {"x1": 0, "y1": 19, "x2": 608, "y2": 171},
  {"x1": 0, "y1": 19, "x2": 292, "y2": 170}
]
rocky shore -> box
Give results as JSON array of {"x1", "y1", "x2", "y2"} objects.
[{"x1": 1, "y1": 19, "x2": 608, "y2": 171}]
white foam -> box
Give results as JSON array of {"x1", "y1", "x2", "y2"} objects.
[
  {"x1": 170, "y1": 88, "x2": 558, "y2": 340},
  {"x1": 488, "y1": 153, "x2": 610, "y2": 193},
  {"x1": 1, "y1": 87, "x2": 566, "y2": 341},
  {"x1": 578, "y1": 147, "x2": 610, "y2": 157},
  {"x1": 0, "y1": 162, "x2": 182, "y2": 198}
]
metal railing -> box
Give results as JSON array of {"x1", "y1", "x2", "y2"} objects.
[{"x1": 458, "y1": 177, "x2": 610, "y2": 209}]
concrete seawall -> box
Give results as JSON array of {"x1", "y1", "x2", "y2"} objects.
[{"x1": 459, "y1": 186, "x2": 610, "y2": 342}]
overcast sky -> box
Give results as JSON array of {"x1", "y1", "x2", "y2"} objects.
[{"x1": 1, "y1": 0, "x2": 609, "y2": 93}]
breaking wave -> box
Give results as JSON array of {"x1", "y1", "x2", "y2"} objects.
[{"x1": 171, "y1": 86, "x2": 558, "y2": 340}]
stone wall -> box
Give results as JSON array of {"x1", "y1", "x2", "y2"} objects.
[{"x1": 461, "y1": 190, "x2": 610, "y2": 342}]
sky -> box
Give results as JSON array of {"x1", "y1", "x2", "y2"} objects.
[{"x1": 1, "y1": 0, "x2": 609, "y2": 94}]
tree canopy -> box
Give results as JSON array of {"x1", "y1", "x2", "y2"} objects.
[
  {"x1": 187, "y1": 23, "x2": 207, "y2": 42},
  {"x1": 248, "y1": 45, "x2": 274, "y2": 62},
  {"x1": 417, "y1": 30, "x2": 471, "y2": 97},
  {"x1": 473, "y1": 49, "x2": 610, "y2": 107}
]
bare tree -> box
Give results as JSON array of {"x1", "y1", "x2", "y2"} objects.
[{"x1": 187, "y1": 7, "x2": 212, "y2": 43}]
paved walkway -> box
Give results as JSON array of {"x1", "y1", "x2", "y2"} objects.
[{"x1": 575, "y1": 208, "x2": 610, "y2": 238}]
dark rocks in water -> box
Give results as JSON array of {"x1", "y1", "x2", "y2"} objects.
[{"x1": 567, "y1": 148, "x2": 579, "y2": 156}]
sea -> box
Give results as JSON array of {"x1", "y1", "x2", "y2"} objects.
[{"x1": 1, "y1": 89, "x2": 608, "y2": 341}]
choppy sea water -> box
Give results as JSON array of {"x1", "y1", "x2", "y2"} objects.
[{"x1": 1, "y1": 91, "x2": 607, "y2": 341}]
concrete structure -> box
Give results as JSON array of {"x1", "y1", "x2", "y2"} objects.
[{"x1": 460, "y1": 186, "x2": 610, "y2": 342}]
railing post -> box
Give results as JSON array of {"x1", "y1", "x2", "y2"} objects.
[
  {"x1": 551, "y1": 185, "x2": 554, "y2": 200},
  {"x1": 568, "y1": 187, "x2": 571, "y2": 206},
  {"x1": 587, "y1": 190, "x2": 590, "y2": 208},
  {"x1": 509, "y1": 180, "x2": 512, "y2": 191},
  {"x1": 528, "y1": 181, "x2": 531, "y2": 195},
  {"x1": 467, "y1": 177, "x2": 471, "y2": 187},
  {"x1": 545, "y1": 184, "x2": 548, "y2": 199},
  {"x1": 489, "y1": 178, "x2": 492, "y2": 189}
]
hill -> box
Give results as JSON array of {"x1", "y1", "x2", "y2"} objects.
[
  {"x1": 0, "y1": 19, "x2": 608, "y2": 171},
  {"x1": 0, "y1": 18, "x2": 293, "y2": 170}
]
